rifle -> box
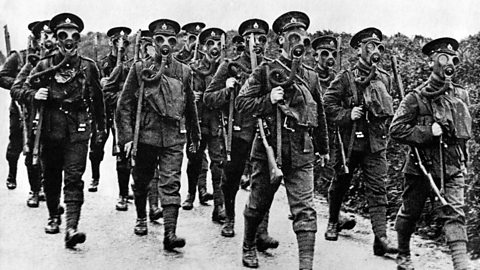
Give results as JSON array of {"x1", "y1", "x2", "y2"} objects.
[
  {"x1": 93, "y1": 33, "x2": 99, "y2": 65},
  {"x1": 336, "y1": 36, "x2": 342, "y2": 70},
  {"x1": 250, "y1": 34, "x2": 283, "y2": 185},
  {"x1": 111, "y1": 33, "x2": 125, "y2": 156},
  {"x1": 391, "y1": 55, "x2": 453, "y2": 211},
  {"x1": 4, "y1": 25, "x2": 11, "y2": 55},
  {"x1": 218, "y1": 33, "x2": 230, "y2": 161},
  {"x1": 133, "y1": 30, "x2": 141, "y2": 62}
]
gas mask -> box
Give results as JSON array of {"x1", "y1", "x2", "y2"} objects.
[
  {"x1": 279, "y1": 29, "x2": 310, "y2": 59},
  {"x1": 314, "y1": 49, "x2": 337, "y2": 70},
  {"x1": 360, "y1": 41, "x2": 385, "y2": 65},
  {"x1": 153, "y1": 34, "x2": 177, "y2": 57},
  {"x1": 432, "y1": 52, "x2": 460, "y2": 78},
  {"x1": 56, "y1": 28, "x2": 80, "y2": 57},
  {"x1": 204, "y1": 38, "x2": 222, "y2": 59},
  {"x1": 244, "y1": 33, "x2": 268, "y2": 55},
  {"x1": 183, "y1": 33, "x2": 198, "y2": 52},
  {"x1": 42, "y1": 31, "x2": 56, "y2": 52},
  {"x1": 112, "y1": 36, "x2": 130, "y2": 56}
]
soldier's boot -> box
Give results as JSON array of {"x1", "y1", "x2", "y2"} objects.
[
  {"x1": 148, "y1": 178, "x2": 163, "y2": 222},
  {"x1": 134, "y1": 218, "x2": 148, "y2": 236},
  {"x1": 370, "y1": 206, "x2": 398, "y2": 256},
  {"x1": 324, "y1": 221, "x2": 339, "y2": 241},
  {"x1": 396, "y1": 254, "x2": 415, "y2": 270},
  {"x1": 65, "y1": 202, "x2": 86, "y2": 248},
  {"x1": 242, "y1": 216, "x2": 262, "y2": 268},
  {"x1": 181, "y1": 193, "x2": 195, "y2": 210},
  {"x1": 163, "y1": 206, "x2": 185, "y2": 251},
  {"x1": 198, "y1": 187, "x2": 213, "y2": 205},
  {"x1": 45, "y1": 215, "x2": 61, "y2": 234},
  {"x1": 88, "y1": 179, "x2": 99, "y2": 192},
  {"x1": 27, "y1": 163, "x2": 43, "y2": 201},
  {"x1": 38, "y1": 187, "x2": 46, "y2": 201},
  {"x1": 88, "y1": 161, "x2": 100, "y2": 192},
  {"x1": 256, "y1": 212, "x2": 279, "y2": 252},
  {"x1": 448, "y1": 241, "x2": 471, "y2": 270},
  {"x1": 338, "y1": 214, "x2": 356, "y2": 231},
  {"x1": 116, "y1": 196, "x2": 128, "y2": 211},
  {"x1": 221, "y1": 198, "x2": 235, "y2": 237},
  {"x1": 6, "y1": 160, "x2": 17, "y2": 190},
  {"x1": 27, "y1": 192, "x2": 40, "y2": 208},
  {"x1": 297, "y1": 231, "x2": 315, "y2": 270},
  {"x1": 212, "y1": 204, "x2": 227, "y2": 224},
  {"x1": 197, "y1": 166, "x2": 212, "y2": 205}
]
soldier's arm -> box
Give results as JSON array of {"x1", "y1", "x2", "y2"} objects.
[
  {"x1": 10, "y1": 63, "x2": 32, "y2": 103},
  {"x1": 0, "y1": 53, "x2": 20, "y2": 89},
  {"x1": 22, "y1": 59, "x2": 48, "y2": 102},
  {"x1": 184, "y1": 66, "x2": 201, "y2": 143},
  {"x1": 389, "y1": 93, "x2": 434, "y2": 146},
  {"x1": 102, "y1": 64, "x2": 124, "y2": 108},
  {"x1": 115, "y1": 62, "x2": 139, "y2": 145},
  {"x1": 235, "y1": 64, "x2": 273, "y2": 116},
  {"x1": 323, "y1": 72, "x2": 352, "y2": 128},
  {"x1": 204, "y1": 61, "x2": 231, "y2": 108},
  {"x1": 88, "y1": 61, "x2": 107, "y2": 132},
  {"x1": 311, "y1": 76, "x2": 329, "y2": 155}
]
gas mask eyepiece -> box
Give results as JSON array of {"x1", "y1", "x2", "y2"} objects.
[{"x1": 56, "y1": 29, "x2": 80, "y2": 56}]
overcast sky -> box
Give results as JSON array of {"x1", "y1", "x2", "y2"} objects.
[{"x1": 0, "y1": 0, "x2": 479, "y2": 52}]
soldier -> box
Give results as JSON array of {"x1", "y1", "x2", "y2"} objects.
[
  {"x1": 116, "y1": 19, "x2": 201, "y2": 250},
  {"x1": 235, "y1": 11, "x2": 329, "y2": 269},
  {"x1": 390, "y1": 38, "x2": 472, "y2": 270},
  {"x1": 175, "y1": 22, "x2": 213, "y2": 209},
  {"x1": 183, "y1": 27, "x2": 226, "y2": 223},
  {"x1": 87, "y1": 27, "x2": 132, "y2": 199},
  {"x1": 310, "y1": 36, "x2": 356, "y2": 233},
  {"x1": 204, "y1": 18, "x2": 279, "y2": 253},
  {"x1": 0, "y1": 21, "x2": 39, "y2": 191},
  {"x1": 10, "y1": 20, "x2": 55, "y2": 208},
  {"x1": 23, "y1": 13, "x2": 106, "y2": 248},
  {"x1": 323, "y1": 27, "x2": 398, "y2": 255}
]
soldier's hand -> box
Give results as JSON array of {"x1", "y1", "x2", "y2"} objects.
[
  {"x1": 270, "y1": 86, "x2": 284, "y2": 104},
  {"x1": 124, "y1": 141, "x2": 133, "y2": 158},
  {"x1": 226, "y1": 77, "x2": 237, "y2": 89},
  {"x1": 350, "y1": 106, "x2": 364, "y2": 121},
  {"x1": 461, "y1": 163, "x2": 468, "y2": 176},
  {"x1": 316, "y1": 153, "x2": 330, "y2": 167},
  {"x1": 34, "y1": 88, "x2": 49, "y2": 100},
  {"x1": 188, "y1": 141, "x2": 199, "y2": 153},
  {"x1": 432, "y1": 122, "x2": 443, "y2": 136},
  {"x1": 95, "y1": 130, "x2": 107, "y2": 145},
  {"x1": 193, "y1": 91, "x2": 202, "y2": 103}
]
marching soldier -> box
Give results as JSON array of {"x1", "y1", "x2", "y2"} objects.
[
  {"x1": 310, "y1": 35, "x2": 356, "y2": 233},
  {"x1": 116, "y1": 19, "x2": 201, "y2": 250},
  {"x1": 236, "y1": 11, "x2": 329, "y2": 269},
  {"x1": 0, "y1": 21, "x2": 39, "y2": 190},
  {"x1": 22, "y1": 13, "x2": 106, "y2": 248},
  {"x1": 10, "y1": 20, "x2": 55, "y2": 208},
  {"x1": 390, "y1": 38, "x2": 472, "y2": 270},
  {"x1": 204, "y1": 18, "x2": 278, "y2": 252},
  {"x1": 183, "y1": 27, "x2": 227, "y2": 223},
  {"x1": 176, "y1": 22, "x2": 214, "y2": 209},
  {"x1": 323, "y1": 27, "x2": 398, "y2": 255}
]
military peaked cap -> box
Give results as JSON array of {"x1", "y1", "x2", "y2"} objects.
[
  {"x1": 232, "y1": 35, "x2": 244, "y2": 44},
  {"x1": 140, "y1": 30, "x2": 152, "y2": 43},
  {"x1": 198, "y1": 27, "x2": 226, "y2": 44},
  {"x1": 107, "y1": 27, "x2": 131, "y2": 39},
  {"x1": 50, "y1": 13, "x2": 84, "y2": 32},
  {"x1": 28, "y1": 21, "x2": 40, "y2": 32},
  {"x1": 311, "y1": 35, "x2": 337, "y2": 51},
  {"x1": 422, "y1": 37, "x2": 459, "y2": 56},
  {"x1": 149, "y1": 19, "x2": 180, "y2": 36},
  {"x1": 272, "y1": 11, "x2": 309, "y2": 35},
  {"x1": 350, "y1": 27, "x2": 382, "y2": 48},
  {"x1": 181, "y1": 22, "x2": 206, "y2": 35},
  {"x1": 31, "y1": 20, "x2": 52, "y2": 39},
  {"x1": 238, "y1": 19, "x2": 269, "y2": 36}
]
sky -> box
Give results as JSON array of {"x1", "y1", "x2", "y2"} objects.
[{"x1": 0, "y1": 0, "x2": 479, "y2": 52}]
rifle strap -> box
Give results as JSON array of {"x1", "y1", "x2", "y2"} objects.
[{"x1": 345, "y1": 69, "x2": 359, "y2": 164}]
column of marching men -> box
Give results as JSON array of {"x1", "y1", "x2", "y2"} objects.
[{"x1": 0, "y1": 10, "x2": 473, "y2": 270}]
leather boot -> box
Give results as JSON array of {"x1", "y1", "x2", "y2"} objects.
[
  {"x1": 6, "y1": 160, "x2": 17, "y2": 190},
  {"x1": 148, "y1": 177, "x2": 162, "y2": 221},
  {"x1": 212, "y1": 204, "x2": 227, "y2": 224},
  {"x1": 221, "y1": 218, "x2": 235, "y2": 237},
  {"x1": 116, "y1": 196, "x2": 128, "y2": 211},
  {"x1": 374, "y1": 236, "x2": 399, "y2": 256},
  {"x1": 134, "y1": 218, "x2": 148, "y2": 236},
  {"x1": 242, "y1": 243, "x2": 259, "y2": 268},
  {"x1": 88, "y1": 179, "x2": 99, "y2": 192},
  {"x1": 163, "y1": 206, "x2": 185, "y2": 250},
  {"x1": 338, "y1": 214, "x2": 356, "y2": 231},
  {"x1": 370, "y1": 206, "x2": 398, "y2": 255},
  {"x1": 198, "y1": 187, "x2": 213, "y2": 205},
  {"x1": 181, "y1": 193, "x2": 195, "y2": 210},
  {"x1": 256, "y1": 213, "x2": 279, "y2": 252},
  {"x1": 65, "y1": 228, "x2": 86, "y2": 248},
  {"x1": 324, "y1": 222, "x2": 339, "y2": 241},
  {"x1": 27, "y1": 192, "x2": 40, "y2": 208},
  {"x1": 396, "y1": 254, "x2": 415, "y2": 270},
  {"x1": 38, "y1": 187, "x2": 46, "y2": 201},
  {"x1": 44, "y1": 216, "x2": 60, "y2": 234}
]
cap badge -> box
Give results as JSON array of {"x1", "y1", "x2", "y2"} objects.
[
  {"x1": 120, "y1": 30, "x2": 124, "y2": 35},
  {"x1": 161, "y1": 24, "x2": 167, "y2": 30},
  {"x1": 372, "y1": 33, "x2": 378, "y2": 39},
  {"x1": 43, "y1": 25, "x2": 49, "y2": 31},
  {"x1": 290, "y1": 17, "x2": 297, "y2": 23},
  {"x1": 195, "y1": 25, "x2": 200, "y2": 31},
  {"x1": 253, "y1": 22, "x2": 259, "y2": 29},
  {"x1": 330, "y1": 40, "x2": 334, "y2": 46},
  {"x1": 447, "y1": 44, "x2": 453, "y2": 50},
  {"x1": 65, "y1": 18, "x2": 71, "y2": 24},
  {"x1": 211, "y1": 31, "x2": 216, "y2": 37}
]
